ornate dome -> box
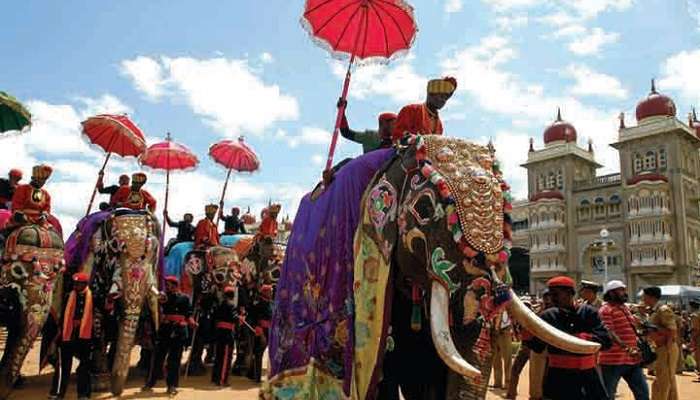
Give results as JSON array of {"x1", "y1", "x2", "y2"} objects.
[
  {"x1": 635, "y1": 80, "x2": 676, "y2": 123},
  {"x1": 626, "y1": 173, "x2": 668, "y2": 186},
  {"x1": 690, "y1": 108, "x2": 700, "y2": 136},
  {"x1": 530, "y1": 190, "x2": 565, "y2": 202},
  {"x1": 543, "y1": 109, "x2": 577, "y2": 145}
]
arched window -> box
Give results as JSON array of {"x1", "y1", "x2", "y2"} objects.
[
  {"x1": 547, "y1": 172, "x2": 555, "y2": 189},
  {"x1": 659, "y1": 148, "x2": 667, "y2": 169},
  {"x1": 594, "y1": 197, "x2": 605, "y2": 218},
  {"x1": 579, "y1": 199, "x2": 591, "y2": 222},
  {"x1": 609, "y1": 195, "x2": 621, "y2": 215},
  {"x1": 556, "y1": 170, "x2": 564, "y2": 189},
  {"x1": 644, "y1": 150, "x2": 657, "y2": 171},
  {"x1": 633, "y1": 153, "x2": 643, "y2": 173}
]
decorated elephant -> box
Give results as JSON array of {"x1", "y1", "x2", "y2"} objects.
[
  {"x1": 0, "y1": 223, "x2": 64, "y2": 400},
  {"x1": 262, "y1": 136, "x2": 598, "y2": 400},
  {"x1": 43, "y1": 209, "x2": 161, "y2": 396}
]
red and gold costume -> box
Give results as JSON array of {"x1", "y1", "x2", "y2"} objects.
[
  {"x1": 194, "y1": 204, "x2": 220, "y2": 248},
  {"x1": 257, "y1": 204, "x2": 280, "y2": 240},
  {"x1": 11, "y1": 165, "x2": 53, "y2": 224},
  {"x1": 391, "y1": 77, "x2": 457, "y2": 142},
  {"x1": 110, "y1": 173, "x2": 156, "y2": 212}
]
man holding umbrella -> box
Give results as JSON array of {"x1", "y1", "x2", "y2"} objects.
[
  {"x1": 96, "y1": 173, "x2": 129, "y2": 204},
  {"x1": 111, "y1": 172, "x2": 156, "y2": 212},
  {"x1": 392, "y1": 77, "x2": 457, "y2": 142}
]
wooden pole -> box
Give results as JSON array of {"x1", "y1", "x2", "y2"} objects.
[
  {"x1": 215, "y1": 168, "x2": 232, "y2": 225},
  {"x1": 85, "y1": 151, "x2": 112, "y2": 217}
]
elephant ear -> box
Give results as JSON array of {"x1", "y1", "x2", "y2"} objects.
[{"x1": 351, "y1": 172, "x2": 399, "y2": 399}]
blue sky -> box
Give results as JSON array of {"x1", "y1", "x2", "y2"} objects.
[{"x1": 2, "y1": 0, "x2": 700, "y2": 233}]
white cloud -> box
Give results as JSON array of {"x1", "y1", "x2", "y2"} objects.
[
  {"x1": 330, "y1": 56, "x2": 426, "y2": 104},
  {"x1": 445, "y1": 0, "x2": 463, "y2": 13},
  {"x1": 120, "y1": 56, "x2": 167, "y2": 100},
  {"x1": 567, "y1": 27, "x2": 619, "y2": 55},
  {"x1": 564, "y1": 0, "x2": 633, "y2": 19},
  {"x1": 311, "y1": 154, "x2": 324, "y2": 166},
  {"x1": 260, "y1": 52, "x2": 274, "y2": 64},
  {"x1": 121, "y1": 56, "x2": 299, "y2": 136},
  {"x1": 75, "y1": 94, "x2": 133, "y2": 119},
  {"x1": 495, "y1": 15, "x2": 528, "y2": 31},
  {"x1": 481, "y1": 0, "x2": 543, "y2": 11},
  {"x1": 565, "y1": 64, "x2": 628, "y2": 99},
  {"x1": 689, "y1": 0, "x2": 700, "y2": 31},
  {"x1": 441, "y1": 36, "x2": 622, "y2": 199},
  {"x1": 658, "y1": 49, "x2": 700, "y2": 106}
]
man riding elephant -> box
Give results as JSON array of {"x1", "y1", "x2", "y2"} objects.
[
  {"x1": 0, "y1": 204, "x2": 64, "y2": 400},
  {"x1": 10, "y1": 165, "x2": 55, "y2": 228},
  {"x1": 262, "y1": 135, "x2": 600, "y2": 400}
]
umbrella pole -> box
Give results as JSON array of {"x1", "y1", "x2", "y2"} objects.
[
  {"x1": 216, "y1": 168, "x2": 232, "y2": 225},
  {"x1": 162, "y1": 168, "x2": 170, "y2": 235},
  {"x1": 324, "y1": 55, "x2": 355, "y2": 172},
  {"x1": 85, "y1": 151, "x2": 112, "y2": 217}
]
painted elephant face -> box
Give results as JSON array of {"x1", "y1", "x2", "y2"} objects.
[
  {"x1": 208, "y1": 246, "x2": 242, "y2": 295},
  {"x1": 360, "y1": 135, "x2": 598, "y2": 381},
  {"x1": 0, "y1": 225, "x2": 63, "y2": 397}
]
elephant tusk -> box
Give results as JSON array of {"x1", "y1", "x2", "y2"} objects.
[
  {"x1": 430, "y1": 281, "x2": 481, "y2": 378},
  {"x1": 507, "y1": 290, "x2": 600, "y2": 354}
]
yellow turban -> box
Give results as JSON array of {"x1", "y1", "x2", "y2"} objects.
[
  {"x1": 132, "y1": 172, "x2": 147, "y2": 184},
  {"x1": 205, "y1": 203, "x2": 219, "y2": 214},
  {"x1": 32, "y1": 164, "x2": 53, "y2": 180},
  {"x1": 427, "y1": 77, "x2": 457, "y2": 95}
]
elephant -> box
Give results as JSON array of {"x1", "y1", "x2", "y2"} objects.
[
  {"x1": 43, "y1": 209, "x2": 161, "y2": 396},
  {"x1": 262, "y1": 136, "x2": 599, "y2": 400},
  {"x1": 0, "y1": 223, "x2": 64, "y2": 400}
]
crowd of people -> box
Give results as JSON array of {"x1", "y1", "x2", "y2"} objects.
[
  {"x1": 495, "y1": 277, "x2": 700, "y2": 400},
  {"x1": 0, "y1": 163, "x2": 282, "y2": 399}
]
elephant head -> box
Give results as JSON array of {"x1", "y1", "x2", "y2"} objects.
[
  {"x1": 353, "y1": 136, "x2": 598, "y2": 399},
  {"x1": 0, "y1": 225, "x2": 63, "y2": 399},
  {"x1": 97, "y1": 212, "x2": 159, "y2": 395}
]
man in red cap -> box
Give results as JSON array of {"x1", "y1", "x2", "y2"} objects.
[
  {"x1": 194, "y1": 204, "x2": 220, "y2": 249},
  {"x1": 337, "y1": 98, "x2": 397, "y2": 153},
  {"x1": 97, "y1": 172, "x2": 129, "y2": 204},
  {"x1": 526, "y1": 276, "x2": 611, "y2": 400},
  {"x1": 11, "y1": 164, "x2": 53, "y2": 226},
  {"x1": 111, "y1": 172, "x2": 156, "y2": 212},
  {"x1": 49, "y1": 272, "x2": 93, "y2": 400},
  {"x1": 0, "y1": 169, "x2": 22, "y2": 210},
  {"x1": 211, "y1": 285, "x2": 239, "y2": 386},
  {"x1": 392, "y1": 77, "x2": 457, "y2": 142},
  {"x1": 143, "y1": 276, "x2": 193, "y2": 395}
]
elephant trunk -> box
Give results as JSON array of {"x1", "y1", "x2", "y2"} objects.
[
  {"x1": 110, "y1": 314, "x2": 139, "y2": 395},
  {"x1": 507, "y1": 290, "x2": 600, "y2": 354},
  {"x1": 429, "y1": 281, "x2": 481, "y2": 377}
]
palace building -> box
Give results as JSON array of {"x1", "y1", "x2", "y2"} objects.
[{"x1": 510, "y1": 81, "x2": 700, "y2": 295}]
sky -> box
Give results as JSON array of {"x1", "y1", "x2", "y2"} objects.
[{"x1": 2, "y1": 0, "x2": 700, "y2": 235}]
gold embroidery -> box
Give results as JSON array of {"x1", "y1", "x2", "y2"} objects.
[
  {"x1": 31, "y1": 189, "x2": 44, "y2": 203},
  {"x1": 423, "y1": 136, "x2": 504, "y2": 254}
]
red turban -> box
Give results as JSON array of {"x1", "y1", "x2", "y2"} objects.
[
  {"x1": 9, "y1": 169, "x2": 22, "y2": 179},
  {"x1": 378, "y1": 112, "x2": 398, "y2": 122},
  {"x1": 72, "y1": 272, "x2": 89, "y2": 283},
  {"x1": 547, "y1": 276, "x2": 575, "y2": 289},
  {"x1": 224, "y1": 286, "x2": 236, "y2": 294},
  {"x1": 165, "y1": 275, "x2": 179, "y2": 284}
]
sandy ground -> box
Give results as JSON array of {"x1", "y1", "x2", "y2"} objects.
[{"x1": 4, "y1": 338, "x2": 699, "y2": 399}]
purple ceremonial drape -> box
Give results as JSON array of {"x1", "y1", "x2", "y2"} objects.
[{"x1": 267, "y1": 149, "x2": 393, "y2": 394}]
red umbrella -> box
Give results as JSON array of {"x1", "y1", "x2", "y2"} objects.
[
  {"x1": 209, "y1": 137, "x2": 260, "y2": 224},
  {"x1": 139, "y1": 132, "x2": 199, "y2": 232},
  {"x1": 82, "y1": 113, "x2": 147, "y2": 216},
  {"x1": 301, "y1": 0, "x2": 417, "y2": 170}
]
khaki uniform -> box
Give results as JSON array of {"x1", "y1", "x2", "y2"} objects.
[
  {"x1": 649, "y1": 304, "x2": 678, "y2": 400},
  {"x1": 491, "y1": 311, "x2": 513, "y2": 388},
  {"x1": 529, "y1": 349, "x2": 547, "y2": 399},
  {"x1": 691, "y1": 312, "x2": 700, "y2": 377}
]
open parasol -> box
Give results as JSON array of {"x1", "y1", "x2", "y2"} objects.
[
  {"x1": 139, "y1": 132, "x2": 199, "y2": 233},
  {"x1": 209, "y1": 137, "x2": 260, "y2": 224},
  {"x1": 301, "y1": 0, "x2": 417, "y2": 170},
  {"x1": 0, "y1": 91, "x2": 32, "y2": 137},
  {"x1": 82, "y1": 114, "x2": 147, "y2": 216}
]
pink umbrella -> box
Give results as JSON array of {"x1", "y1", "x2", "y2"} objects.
[
  {"x1": 139, "y1": 132, "x2": 199, "y2": 232},
  {"x1": 208, "y1": 137, "x2": 260, "y2": 224}
]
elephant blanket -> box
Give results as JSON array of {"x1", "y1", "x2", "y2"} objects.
[
  {"x1": 263, "y1": 149, "x2": 394, "y2": 399},
  {"x1": 164, "y1": 234, "x2": 249, "y2": 278}
]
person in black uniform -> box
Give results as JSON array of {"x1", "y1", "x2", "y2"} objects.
[
  {"x1": 49, "y1": 272, "x2": 94, "y2": 400},
  {"x1": 527, "y1": 275, "x2": 612, "y2": 400},
  {"x1": 96, "y1": 173, "x2": 129, "y2": 204},
  {"x1": 211, "y1": 286, "x2": 239, "y2": 386},
  {"x1": 232, "y1": 279, "x2": 256, "y2": 376},
  {"x1": 163, "y1": 210, "x2": 195, "y2": 255},
  {"x1": 218, "y1": 205, "x2": 246, "y2": 235},
  {"x1": 143, "y1": 276, "x2": 193, "y2": 396},
  {"x1": 248, "y1": 284, "x2": 273, "y2": 383}
]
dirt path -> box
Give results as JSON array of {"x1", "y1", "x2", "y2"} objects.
[{"x1": 5, "y1": 339, "x2": 698, "y2": 399}]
